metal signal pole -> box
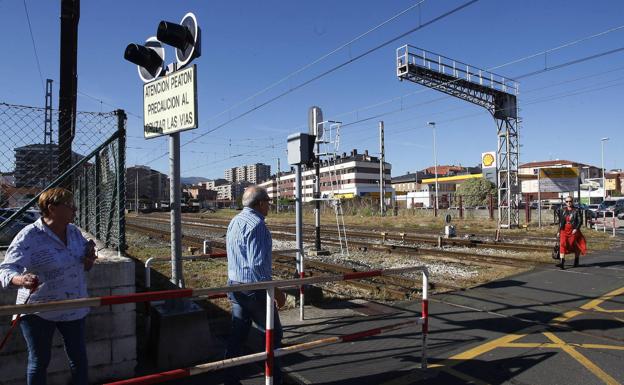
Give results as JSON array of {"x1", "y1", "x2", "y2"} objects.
[
  {"x1": 276, "y1": 157, "x2": 281, "y2": 213},
  {"x1": 379, "y1": 121, "x2": 385, "y2": 216}
]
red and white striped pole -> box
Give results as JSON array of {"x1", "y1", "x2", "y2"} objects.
[
  {"x1": 421, "y1": 270, "x2": 428, "y2": 369},
  {"x1": 299, "y1": 262, "x2": 305, "y2": 321},
  {"x1": 265, "y1": 287, "x2": 275, "y2": 385}
]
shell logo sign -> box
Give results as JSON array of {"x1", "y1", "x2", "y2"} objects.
[{"x1": 482, "y1": 152, "x2": 496, "y2": 168}]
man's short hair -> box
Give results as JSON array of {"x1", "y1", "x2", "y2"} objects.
[
  {"x1": 242, "y1": 186, "x2": 269, "y2": 208},
  {"x1": 38, "y1": 187, "x2": 74, "y2": 217}
]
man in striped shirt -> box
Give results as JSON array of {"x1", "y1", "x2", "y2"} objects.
[{"x1": 224, "y1": 186, "x2": 286, "y2": 385}]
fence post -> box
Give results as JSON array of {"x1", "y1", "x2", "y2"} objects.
[
  {"x1": 459, "y1": 195, "x2": 463, "y2": 219},
  {"x1": 488, "y1": 193, "x2": 494, "y2": 220},
  {"x1": 116, "y1": 110, "x2": 127, "y2": 256},
  {"x1": 95, "y1": 153, "x2": 101, "y2": 239},
  {"x1": 83, "y1": 166, "x2": 89, "y2": 230}
]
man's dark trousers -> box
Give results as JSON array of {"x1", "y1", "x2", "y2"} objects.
[{"x1": 224, "y1": 282, "x2": 283, "y2": 385}]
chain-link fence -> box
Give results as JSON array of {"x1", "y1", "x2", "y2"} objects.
[{"x1": 0, "y1": 102, "x2": 126, "y2": 249}]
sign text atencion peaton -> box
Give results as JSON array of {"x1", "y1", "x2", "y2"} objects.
[{"x1": 143, "y1": 65, "x2": 197, "y2": 138}]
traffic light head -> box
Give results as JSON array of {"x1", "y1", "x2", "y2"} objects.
[
  {"x1": 123, "y1": 37, "x2": 165, "y2": 83},
  {"x1": 157, "y1": 12, "x2": 201, "y2": 67}
]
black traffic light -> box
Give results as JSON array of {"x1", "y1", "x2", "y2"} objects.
[
  {"x1": 124, "y1": 12, "x2": 200, "y2": 83},
  {"x1": 123, "y1": 37, "x2": 165, "y2": 82},
  {"x1": 157, "y1": 12, "x2": 201, "y2": 67}
]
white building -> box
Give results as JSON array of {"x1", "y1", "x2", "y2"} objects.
[
  {"x1": 259, "y1": 150, "x2": 392, "y2": 203},
  {"x1": 224, "y1": 163, "x2": 271, "y2": 184}
]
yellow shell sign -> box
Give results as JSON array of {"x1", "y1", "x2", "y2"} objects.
[{"x1": 482, "y1": 152, "x2": 496, "y2": 168}]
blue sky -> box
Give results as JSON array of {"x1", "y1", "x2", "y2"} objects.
[{"x1": 2, "y1": 0, "x2": 623, "y2": 179}]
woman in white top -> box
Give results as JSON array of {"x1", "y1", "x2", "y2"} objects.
[{"x1": 0, "y1": 187, "x2": 97, "y2": 385}]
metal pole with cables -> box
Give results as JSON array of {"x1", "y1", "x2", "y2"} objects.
[{"x1": 379, "y1": 121, "x2": 385, "y2": 216}]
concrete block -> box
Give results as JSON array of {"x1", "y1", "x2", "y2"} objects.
[
  {"x1": 47, "y1": 370, "x2": 72, "y2": 385},
  {"x1": 149, "y1": 300, "x2": 216, "y2": 369},
  {"x1": 0, "y1": 324, "x2": 27, "y2": 354},
  {"x1": 88, "y1": 257, "x2": 134, "y2": 289},
  {"x1": 91, "y1": 360, "x2": 137, "y2": 384},
  {"x1": 112, "y1": 336, "x2": 137, "y2": 363},
  {"x1": 86, "y1": 339, "x2": 112, "y2": 367},
  {"x1": 111, "y1": 286, "x2": 137, "y2": 314},
  {"x1": 0, "y1": 350, "x2": 27, "y2": 382},
  {"x1": 87, "y1": 311, "x2": 135, "y2": 341}
]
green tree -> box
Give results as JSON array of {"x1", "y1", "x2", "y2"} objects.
[{"x1": 456, "y1": 177, "x2": 496, "y2": 207}]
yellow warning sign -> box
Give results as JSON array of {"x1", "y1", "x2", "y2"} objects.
[{"x1": 539, "y1": 167, "x2": 579, "y2": 179}]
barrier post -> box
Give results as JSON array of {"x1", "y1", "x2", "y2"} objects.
[
  {"x1": 265, "y1": 287, "x2": 275, "y2": 385},
  {"x1": 145, "y1": 258, "x2": 155, "y2": 289},
  {"x1": 421, "y1": 270, "x2": 428, "y2": 369},
  {"x1": 613, "y1": 216, "x2": 616, "y2": 237},
  {"x1": 295, "y1": 163, "x2": 305, "y2": 321}
]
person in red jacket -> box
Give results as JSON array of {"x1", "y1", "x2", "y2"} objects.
[{"x1": 557, "y1": 196, "x2": 587, "y2": 269}]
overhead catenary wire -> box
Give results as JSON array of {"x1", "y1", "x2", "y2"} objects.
[
  {"x1": 118, "y1": 0, "x2": 482, "y2": 172},
  {"x1": 197, "y1": 0, "x2": 428, "y2": 127},
  {"x1": 22, "y1": 0, "x2": 45, "y2": 92},
  {"x1": 76, "y1": 15, "x2": 624, "y2": 177},
  {"x1": 326, "y1": 45, "x2": 624, "y2": 134},
  {"x1": 129, "y1": 73, "x2": 623, "y2": 184}
]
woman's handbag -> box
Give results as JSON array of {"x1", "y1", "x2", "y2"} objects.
[{"x1": 552, "y1": 236, "x2": 561, "y2": 260}]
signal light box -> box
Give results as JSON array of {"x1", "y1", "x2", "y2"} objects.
[
  {"x1": 287, "y1": 133, "x2": 315, "y2": 165},
  {"x1": 143, "y1": 64, "x2": 197, "y2": 139}
]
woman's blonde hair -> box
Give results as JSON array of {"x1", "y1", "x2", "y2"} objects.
[{"x1": 38, "y1": 187, "x2": 74, "y2": 217}]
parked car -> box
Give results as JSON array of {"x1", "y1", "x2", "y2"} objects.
[
  {"x1": 0, "y1": 214, "x2": 29, "y2": 245},
  {"x1": 0, "y1": 208, "x2": 40, "y2": 224},
  {"x1": 598, "y1": 198, "x2": 624, "y2": 217},
  {"x1": 587, "y1": 204, "x2": 600, "y2": 212}
]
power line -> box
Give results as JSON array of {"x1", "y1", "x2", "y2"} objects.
[
  {"x1": 292, "y1": 24, "x2": 624, "y2": 133},
  {"x1": 142, "y1": 0, "x2": 479, "y2": 166},
  {"x1": 200, "y1": 0, "x2": 427, "y2": 126},
  {"x1": 132, "y1": 8, "x2": 624, "y2": 174},
  {"x1": 22, "y1": 0, "x2": 45, "y2": 92},
  {"x1": 179, "y1": 0, "x2": 480, "y2": 148},
  {"x1": 331, "y1": 45, "x2": 624, "y2": 132}
]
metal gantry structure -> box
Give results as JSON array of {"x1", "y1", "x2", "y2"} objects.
[{"x1": 396, "y1": 45, "x2": 520, "y2": 228}]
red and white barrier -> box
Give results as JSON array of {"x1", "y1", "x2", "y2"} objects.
[
  {"x1": 0, "y1": 266, "x2": 430, "y2": 385},
  {"x1": 593, "y1": 212, "x2": 618, "y2": 237}
]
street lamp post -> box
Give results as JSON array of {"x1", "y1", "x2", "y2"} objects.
[
  {"x1": 428, "y1": 122, "x2": 439, "y2": 213},
  {"x1": 601, "y1": 137, "x2": 609, "y2": 200}
]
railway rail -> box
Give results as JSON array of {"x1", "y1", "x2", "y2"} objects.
[
  {"x1": 126, "y1": 223, "x2": 433, "y2": 300},
  {"x1": 126, "y1": 215, "x2": 550, "y2": 301},
  {"x1": 132, "y1": 214, "x2": 553, "y2": 253},
  {"x1": 147, "y1": 211, "x2": 561, "y2": 243}
]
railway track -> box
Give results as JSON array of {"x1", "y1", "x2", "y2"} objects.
[
  {"x1": 127, "y1": 215, "x2": 550, "y2": 297},
  {"x1": 147, "y1": 211, "x2": 560, "y2": 244},
  {"x1": 132, "y1": 214, "x2": 553, "y2": 253},
  {"x1": 126, "y1": 223, "x2": 434, "y2": 300}
]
